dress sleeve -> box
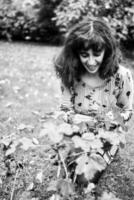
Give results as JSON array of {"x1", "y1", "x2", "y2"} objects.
[{"x1": 117, "y1": 68, "x2": 134, "y2": 121}]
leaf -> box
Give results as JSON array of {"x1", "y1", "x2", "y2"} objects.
[
  {"x1": 17, "y1": 124, "x2": 34, "y2": 131},
  {"x1": 58, "y1": 123, "x2": 73, "y2": 136},
  {"x1": 5, "y1": 144, "x2": 16, "y2": 156},
  {"x1": 72, "y1": 135, "x2": 102, "y2": 152},
  {"x1": 49, "y1": 194, "x2": 61, "y2": 200},
  {"x1": 82, "y1": 132, "x2": 95, "y2": 140},
  {"x1": 32, "y1": 110, "x2": 41, "y2": 116},
  {"x1": 39, "y1": 128, "x2": 49, "y2": 138},
  {"x1": 19, "y1": 137, "x2": 36, "y2": 151},
  {"x1": 36, "y1": 171, "x2": 43, "y2": 183},
  {"x1": 5, "y1": 140, "x2": 19, "y2": 156},
  {"x1": 72, "y1": 114, "x2": 96, "y2": 125},
  {"x1": 98, "y1": 129, "x2": 126, "y2": 147},
  {"x1": 56, "y1": 179, "x2": 75, "y2": 197},
  {"x1": 17, "y1": 191, "x2": 32, "y2": 200},
  {"x1": 39, "y1": 122, "x2": 63, "y2": 143},
  {"x1": 84, "y1": 183, "x2": 95, "y2": 193},
  {"x1": 72, "y1": 136, "x2": 90, "y2": 151},
  {"x1": 27, "y1": 182, "x2": 34, "y2": 191},
  {"x1": 47, "y1": 180, "x2": 57, "y2": 192},
  {"x1": 99, "y1": 191, "x2": 121, "y2": 200},
  {"x1": 75, "y1": 154, "x2": 106, "y2": 181},
  {"x1": 72, "y1": 124, "x2": 80, "y2": 133},
  {"x1": 32, "y1": 138, "x2": 39, "y2": 145},
  {"x1": 78, "y1": 122, "x2": 88, "y2": 133},
  {"x1": 5, "y1": 102, "x2": 13, "y2": 108},
  {"x1": 104, "y1": 120, "x2": 112, "y2": 130},
  {"x1": 17, "y1": 123, "x2": 27, "y2": 130},
  {"x1": 31, "y1": 198, "x2": 39, "y2": 200},
  {"x1": 0, "y1": 138, "x2": 12, "y2": 147},
  {"x1": 0, "y1": 177, "x2": 2, "y2": 187}
]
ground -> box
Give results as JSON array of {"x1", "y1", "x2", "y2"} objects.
[{"x1": 0, "y1": 41, "x2": 134, "y2": 200}]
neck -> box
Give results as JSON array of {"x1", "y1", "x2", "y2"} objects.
[
  {"x1": 81, "y1": 72, "x2": 105, "y2": 88},
  {"x1": 85, "y1": 71, "x2": 100, "y2": 79}
]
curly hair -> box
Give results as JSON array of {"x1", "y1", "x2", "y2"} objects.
[{"x1": 54, "y1": 16, "x2": 120, "y2": 89}]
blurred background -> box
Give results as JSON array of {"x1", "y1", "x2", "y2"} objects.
[{"x1": 0, "y1": 0, "x2": 134, "y2": 48}]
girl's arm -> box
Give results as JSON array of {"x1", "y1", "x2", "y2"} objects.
[
  {"x1": 60, "y1": 83, "x2": 74, "y2": 112},
  {"x1": 60, "y1": 83, "x2": 96, "y2": 124},
  {"x1": 59, "y1": 83, "x2": 75, "y2": 123},
  {"x1": 117, "y1": 68, "x2": 134, "y2": 122}
]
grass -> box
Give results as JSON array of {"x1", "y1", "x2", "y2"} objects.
[{"x1": 0, "y1": 41, "x2": 134, "y2": 200}]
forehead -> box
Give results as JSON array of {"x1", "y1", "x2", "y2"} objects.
[{"x1": 78, "y1": 34, "x2": 106, "y2": 51}]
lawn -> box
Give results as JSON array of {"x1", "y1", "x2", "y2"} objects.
[
  {"x1": 0, "y1": 41, "x2": 61, "y2": 200},
  {"x1": 0, "y1": 41, "x2": 134, "y2": 200}
]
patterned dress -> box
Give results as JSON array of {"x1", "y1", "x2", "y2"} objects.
[{"x1": 60, "y1": 65, "x2": 133, "y2": 186}]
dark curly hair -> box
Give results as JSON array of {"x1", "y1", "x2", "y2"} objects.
[{"x1": 54, "y1": 16, "x2": 120, "y2": 89}]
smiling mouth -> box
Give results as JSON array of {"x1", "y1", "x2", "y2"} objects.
[
  {"x1": 85, "y1": 64, "x2": 99, "y2": 73},
  {"x1": 87, "y1": 65, "x2": 98, "y2": 70}
]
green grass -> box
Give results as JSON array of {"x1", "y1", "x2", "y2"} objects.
[{"x1": 0, "y1": 41, "x2": 134, "y2": 200}]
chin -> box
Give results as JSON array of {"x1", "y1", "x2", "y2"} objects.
[
  {"x1": 85, "y1": 65, "x2": 99, "y2": 74},
  {"x1": 87, "y1": 68, "x2": 99, "y2": 74}
]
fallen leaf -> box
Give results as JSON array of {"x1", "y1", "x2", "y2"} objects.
[
  {"x1": 39, "y1": 128, "x2": 49, "y2": 138},
  {"x1": 47, "y1": 180, "x2": 57, "y2": 192},
  {"x1": 19, "y1": 137, "x2": 36, "y2": 151},
  {"x1": 58, "y1": 123, "x2": 73, "y2": 136},
  {"x1": 5, "y1": 102, "x2": 13, "y2": 108},
  {"x1": 84, "y1": 183, "x2": 95, "y2": 193},
  {"x1": 99, "y1": 191, "x2": 121, "y2": 200},
  {"x1": 36, "y1": 171, "x2": 43, "y2": 183},
  {"x1": 32, "y1": 138, "x2": 39, "y2": 145},
  {"x1": 17, "y1": 124, "x2": 27, "y2": 131},
  {"x1": 0, "y1": 177, "x2": 2, "y2": 187},
  {"x1": 5, "y1": 144, "x2": 16, "y2": 156},
  {"x1": 49, "y1": 194, "x2": 61, "y2": 200},
  {"x1": 56, "y1": 179, "x2": 75, "y2": 197},
  {"x1": 27, "y1": 182, "x2": 34, "y2": 191},
  {"x1": 17, "y1": 191, "x2": 31, "y2": 200}
]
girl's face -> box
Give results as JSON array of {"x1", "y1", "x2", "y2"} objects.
[{"x1": 79, "y1": 48, "x2": 105, "y2": 75}]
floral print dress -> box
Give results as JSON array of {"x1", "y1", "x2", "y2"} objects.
[
  {"x1": 60, "y1": 65, "x2": 133, "y2": 186},
  {"x1": 61, "y1": 65, "x2": 133, "y2": 121}
]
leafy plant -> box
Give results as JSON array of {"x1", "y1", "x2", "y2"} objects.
[
  {"x1": 40, "y1": 108, "x2": 127, "y2": 199},
  {"x1": 53, "y1": 0, "x2": 134, "y2": 44}
]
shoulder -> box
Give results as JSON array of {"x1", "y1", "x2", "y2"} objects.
[
  {"x1": 117, "y1": 64, "x2": 131, "y2": 75},
  {"x1": 115, "y1": 65, "x2": 133, "y2": 81}
]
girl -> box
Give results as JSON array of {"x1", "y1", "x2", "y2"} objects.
[{"x1": 54, "y1": 17, "x2": 134, "y2": 195}]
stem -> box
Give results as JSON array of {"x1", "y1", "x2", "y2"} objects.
[
  {"x1": 10, "y1": 168, "x2": 19, "y2": 200},
  {"x1": 58, "y1": 151, "x2": 69, "y2": 179},
  {"x1": 57, "y1": 164, "x2": 61, "y2": 178}
]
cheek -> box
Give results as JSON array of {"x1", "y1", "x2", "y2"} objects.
[
  {"x1": 97, "y1": 52, "x2": 105, "y2": 63},
  {"x1": 80, "y1": 57, "x2": 86, "y2": 65},
  {"x1": 97, "y1": 56, "x2": 103, "y2": 63}
]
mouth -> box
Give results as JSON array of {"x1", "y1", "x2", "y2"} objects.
[{"x1": 86, "y1": 64, "x2": 99, "y2": 73}]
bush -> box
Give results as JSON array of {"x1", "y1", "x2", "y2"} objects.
[
  {"x1": 37, "y1": 0, "x2": 63, "y2": 44},
  {"x1": 53, "y1": 0, "x2": 134, "y2": 45},
  {"x1": 1, "y1": 0, "x2": 134, "y2": 46},
  {"x1": 0, "y1": 0, "x2": 63, "y2": 44},
  {"x1": 0, "y1": 0, "x2": 40, "y2": 41}
]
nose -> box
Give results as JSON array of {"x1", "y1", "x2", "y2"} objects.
[{"x1": 87, "y1": 53, "x2": 96, "y2": 66}]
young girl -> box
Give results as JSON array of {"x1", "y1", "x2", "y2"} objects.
[{"x1": 54, "y1": 17, "x2": 133, "y2": 195}]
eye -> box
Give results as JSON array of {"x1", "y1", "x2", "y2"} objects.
[
  {"x1": 92, "y1": 45, "x2": 104, "y2": 56},
  {"x1": 93, "y1": 50, "x2": 102, "y2": 56},
  {"x1": 79, "y1": 51, "x2": 89, "y2": 58}
]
